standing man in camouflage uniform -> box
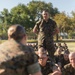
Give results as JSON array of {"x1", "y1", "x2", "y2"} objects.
[
  {"x1": 0, "y1": 24, "x2": 42, "y2": 75},
  {"x1": 62, "y1": 52, "x2": 75, "y2": 75},
  {"x1": 33, "y1": 9, "x2": 59, "y2": 60}
]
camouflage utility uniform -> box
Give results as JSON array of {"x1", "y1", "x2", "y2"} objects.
[
  {"x1": 35, "y1": 18, "x2": 57, "y2": 58},
  {"x1": 60, "y1": 57, "x2": 70, "y2": 68},
  {"x1": 62, "y1": 63, "x2": 75, "y2": 75},
  {"x1": 40, "y1": 61, "x2": 58, "y2": 75},
  {"x1": 0, "y1": 39, "x2": 41, "y2": 75},
  {"x1": 55, "y1": 54, "x2": 63, "y2": 64}
]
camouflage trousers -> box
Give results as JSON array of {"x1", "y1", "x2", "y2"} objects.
[{"x1": 38, "y1": 38, "x2": 56, "y2": 61}]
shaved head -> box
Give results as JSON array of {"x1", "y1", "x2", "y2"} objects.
[
  {"x1": 69, "y1": 52, "x2": 75, "y2": 68},
  {"x1": 69, "y1": 52, "x2": 75, "y2": 59},
  {"x1": 8, "y1": 24, "x2": 26, "y2": 40}
]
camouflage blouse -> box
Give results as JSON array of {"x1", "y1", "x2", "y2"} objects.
[
  {"x1": 62, "y1": 63, "x2": 75, "y2": 75},
  {"x1": 0, "y1": 39, "x2": 41, "y2": 75}
]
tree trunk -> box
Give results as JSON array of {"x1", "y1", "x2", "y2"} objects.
[{"x1": 56, "y1": 34, "x2": 59, "y2": 41}]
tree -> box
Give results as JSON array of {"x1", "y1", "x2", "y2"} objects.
[
  {"x1": 0, "y1": 1, "x2": 60, "y2": 39},
  {"x1": 10, "y1": 4, "x2": 31, "y2": 29},
  {"x1": 0, "y1": 9, "x2": 10, "y2": 39},
  {"x1": 0, "y1": 1, "x2": 59, "y2": 30},
  {"x1": 54, "y1": 12, "x2": 72, "y2": 33},
  {"x1": 1, "y1": 8, "x2": 11, "y2": 24},
  {"x1": 71, "y1": 11, "x2": 75, "y2": 31},
  {"x1": 27, "y1": 1, "x2": 59, "y2": 28},
  {"x1": 54, "y1": 12, "x2": 74, "y2": 39}
]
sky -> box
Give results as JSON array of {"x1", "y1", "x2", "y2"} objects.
[{"x1": 0, "y1": 0, "x2": 75, "y2": 16}]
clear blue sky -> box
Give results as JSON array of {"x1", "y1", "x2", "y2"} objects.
[{"x1": 0, "y1": 0, "x2": 75, "y2": 16}]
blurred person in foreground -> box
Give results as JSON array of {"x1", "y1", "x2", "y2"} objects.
[
  {"x1": 62, "y1": 52, "x2": 75, "y2": 75},
  {"x1": 37, "y1": 47, "x2": 61, "y2": 75},
  {"x1": 0, "y1": 24, "x2": 42, "y2": 75},
  {"x1": 33, "y1": 9, "x2": 59, "y2": 61}
]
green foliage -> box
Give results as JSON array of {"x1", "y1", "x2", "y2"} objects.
[
  {"x1": 54, "y1": 12, "x2": 74, "y2": 39},
  {"x1": 0, "y1": 40, "x2": 6, "y2": 44},
  {"x1": 0, "y1": 1, "x2": 75, "y2": 39},
  {"x1": 1, "y1": 8, "x2": 11, "y2": 24},
  {"x1": 0, "y1": 1, "x2": 59, "y2": 31},
  {"x1": 10, "y1": 4, "x2": 31, "y2": 28},
  {"x1": 68, "y1": 32, "x2": 75, "y2": 39},
  {"x1": 0, "y1": 23, "x2": 8, "y2": 39},
  {"x1": 27, "y1": 39, "x2": 37, "y2": 43}
]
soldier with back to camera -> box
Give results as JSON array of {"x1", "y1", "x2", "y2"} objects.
[{"x1": 0, "y1": 24, "x2": 42, "y2": 75}]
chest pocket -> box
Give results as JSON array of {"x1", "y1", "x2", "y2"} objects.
[{"x1": 39, "y1": 21, "x2": 54, "y2": 36}]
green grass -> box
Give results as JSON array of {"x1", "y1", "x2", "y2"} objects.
[
  {"x1": 27, "y1": 39, "x2": 37, "y2": 43},
  {"x1": 55, "y1": 42, "x2": 75, "y2": 52},
  {"x1": 66, "y1": 42, "x2": 75, "y2": 52},
  {"x1": 0, "y1": 40, "x2": 75, "y2": 52}
]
